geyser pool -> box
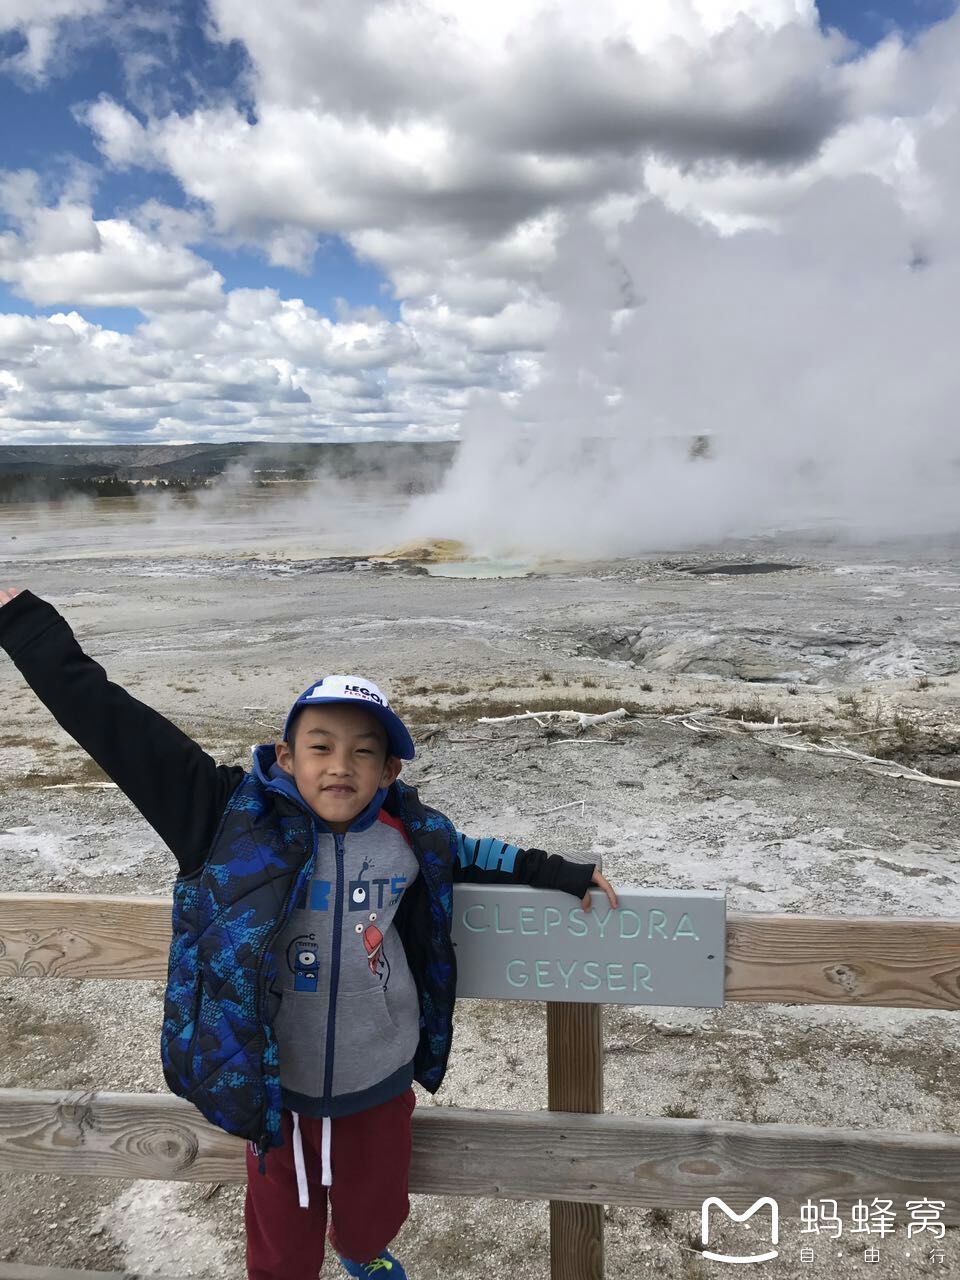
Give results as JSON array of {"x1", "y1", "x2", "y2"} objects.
[{"x1": 422, "y1": 558, "x2": 533, "y2": 578}]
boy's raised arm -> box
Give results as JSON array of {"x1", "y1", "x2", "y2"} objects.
[
  {"x1": 453, "y1": 832, "x2": 617, "y2": 910},
  {"x1": 0, "y1": 589, "x2": 245, "y2": 875}
]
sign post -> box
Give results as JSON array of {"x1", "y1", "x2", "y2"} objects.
[
  {"x1": 451, "y1": 883, "x2": 726, "y2": 1280},
  {"x1": 548, "y1": 1000, "x2": 605, "y2": 1280}
]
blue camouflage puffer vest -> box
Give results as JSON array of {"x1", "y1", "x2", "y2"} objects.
[{"x1": 160, "y1": 774, "x2": 457, "y2": 1154}]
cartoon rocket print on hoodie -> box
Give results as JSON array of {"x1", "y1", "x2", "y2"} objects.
[
  {"x1": 349, "y1": 857, "x2": 401, "y2": 991},
  {"x1": 356, "y1": 912, "x2": 391, "y2": 989}
]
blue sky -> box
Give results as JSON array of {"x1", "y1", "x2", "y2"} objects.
[{"x1": 817, "y1": 0, "x2": 957, "y2": 43}]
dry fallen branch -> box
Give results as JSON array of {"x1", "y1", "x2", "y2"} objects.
[
  {"x1": 447, "y1": 734, "x2": 524, "y2": 743},
  {"x1": 862, "y1": 766, "x2": 960, "y2": 788},
  {"x1": 548, "y1": 739, "x2": 622, "y2": 746},
  {"x1": 478, "y1": 707, "x2": 628, "y2": 730},
  {"x1": 713, "y1": 718, "x2": 797, "y2": 731},
  {"x1": 741, "y1": 717, "x2": 818, "y2": 730},
  {"x1": 678, "y1": 718, "x2": 714, "y2": 734},
  {"x1": 670, "y1": 714, "x2": 960, "y2": 789},
  {"x1": 681, "y1": 714, "x2": 816, "y2": 733},
  {"x1": 40, "y1": 782, "x2": 117, "y2": 790},
  {"x1": 532, "y1": 799, "x2": 587, "y2": 816},
  {"x1": 775, "y1": 738, "x2": 960, "y2": 789}
]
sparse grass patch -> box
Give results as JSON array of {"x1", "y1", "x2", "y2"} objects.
[
  {"x1": 538, "y1": 671, "x2": 554, "y2": 683},
  {"x1": 663, "y1": 1102, "x2": 698, "y2": 1119},
  {"x1": 837, "y1": 691, "x2": 863, "y2": 720},
  {"x1": 20, "y1": 754, "x2": 110, "y2": 789},
  {"x1": 0, "y1": 733, "x2": 49, "y2": 749},
  {"x1": 891, "y1": 711, "x2": 921, "y2": 752},
  {"x1": 916, "y1": 674, "x2": 932, "y2": 691},
  {"x1": 583, "y1": 676, "x2": 597, "y2": 688},
  {"x1": 399, "y1": 681, "x2": 471, "y2": 697},
  {"x1": 721, "y1": 695, "x2": 781, "y2": 724},
  {"x1": 640, "y1": 682, "x2": 654, "y2": 693}
]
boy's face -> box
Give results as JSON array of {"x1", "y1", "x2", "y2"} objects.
[{"x1": 275, "y1": 703, "x2": 402, "y2": 832}]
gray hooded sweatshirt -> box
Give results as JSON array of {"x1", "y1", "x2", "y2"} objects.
[{"x1": 267, "y1": 765, "x2": 422, "y2": 1120}]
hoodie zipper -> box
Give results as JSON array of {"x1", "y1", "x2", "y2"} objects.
[{"x1": 321, "y1": 831, "x2": 347, "y2": 1107}]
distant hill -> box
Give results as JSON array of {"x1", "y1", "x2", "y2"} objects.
[{"x1": 0, "y1": 441, "x2": 458, "y2": 488}]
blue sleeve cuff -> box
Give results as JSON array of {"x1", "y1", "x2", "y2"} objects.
[{"x1": 455, "y1": 831, "x2": 521, "y2": 873}]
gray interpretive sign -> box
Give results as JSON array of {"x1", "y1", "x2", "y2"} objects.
[{"x1": 451, "y1": 884, "x2": 726, "y2": 1007}]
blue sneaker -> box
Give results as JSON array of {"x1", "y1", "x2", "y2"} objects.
[{"x1": 338, "y1": 1250, "x2": 408, "y2": 1278}]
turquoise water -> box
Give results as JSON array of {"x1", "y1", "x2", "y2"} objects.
[{"x1": 423, "y1": 559, "x2": 533, "y2": 578}]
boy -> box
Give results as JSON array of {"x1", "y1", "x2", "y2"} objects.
[{"x1": 0, "y1": 588, "x2": 617, "y2": 1280}]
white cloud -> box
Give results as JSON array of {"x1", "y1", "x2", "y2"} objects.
[
  {"x1": 83, "y1": 0, "x2": 849, "y2": 277},
  {"x1": 132, "y1": 198, "x2": 211, "y2": 246},
  {"x1": 137, "y1": 288, "x2": 419, "y2": 369},
  {"x1": 81, "y1": 94, "x2": 154, "y2": 166},
  {"x1": 0, "y1": 0, "x2": 107, "y2": 80},
  {"x1": 643, "y1": 109, "x2": 938, "y2": 235},
  {"x1": 401, "y1": 296, "x2": 560, "y2": 355},
  {"x1": 0, "y1": 176, "x2": 225, "y2": 311},
  {"x1": 0, "y1": 280, "x2": 506, "y2": 443}
]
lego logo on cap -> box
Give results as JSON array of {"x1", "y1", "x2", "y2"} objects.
[
  {"x1": 343, "y1": 683, "x2": 384, "y2": 705},
  {"x1": 306, "y1": 677, "x2": 387, "y2": 707}
]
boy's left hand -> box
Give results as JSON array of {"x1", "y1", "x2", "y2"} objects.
[{"x1": 582, "y1": 868, "x2": 618, "y2": 911}]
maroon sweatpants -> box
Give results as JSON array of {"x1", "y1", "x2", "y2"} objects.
[{"x1": 245, "y1": 1089, "x2": 416, "y2": 1280}]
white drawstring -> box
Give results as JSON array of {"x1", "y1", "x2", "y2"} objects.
[
  {"x1": 290, "y1": 1112, "x2": 333, "y2": 1204},
  {"x1": 291, "y1": 1112, "x2": 310, "y2": 1208},
  {"x1": 321, "y1": 1115, "x2": 333, "y2": 1186}
]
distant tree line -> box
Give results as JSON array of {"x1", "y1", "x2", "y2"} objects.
[
  {"x1": 0, "y1": 473, "x2": 209, "y2": 503},
  {"x1": 0, "y1": 455, "x2": 454, "y2": 504}
]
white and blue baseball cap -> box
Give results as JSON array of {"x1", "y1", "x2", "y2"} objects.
[{"x1": 282, "y1": 675, "x2": 415, "y2": 759}]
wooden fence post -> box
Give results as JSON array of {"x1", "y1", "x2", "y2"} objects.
[{"x1": 547, "y1": 1002, "x2": 605, "y2": 1280}]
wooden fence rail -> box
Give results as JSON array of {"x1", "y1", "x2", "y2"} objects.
[
  {"x1": 2, "y1": 892, "x2": 960, "y2": 1279},
  {"x1": 2, "y1": 1089, "x2": 959, "y2": 1220},
  {"x1": 3, "y1": 893, "x2": 960, "y2": 1008}
]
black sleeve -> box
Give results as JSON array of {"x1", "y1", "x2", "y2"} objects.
[
  {"x1": 0, "y1": 591, "x2": 245, "y2": 875},
  {"x1": 452, "y1": 830, "x2": 595, "y2": 898}
]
